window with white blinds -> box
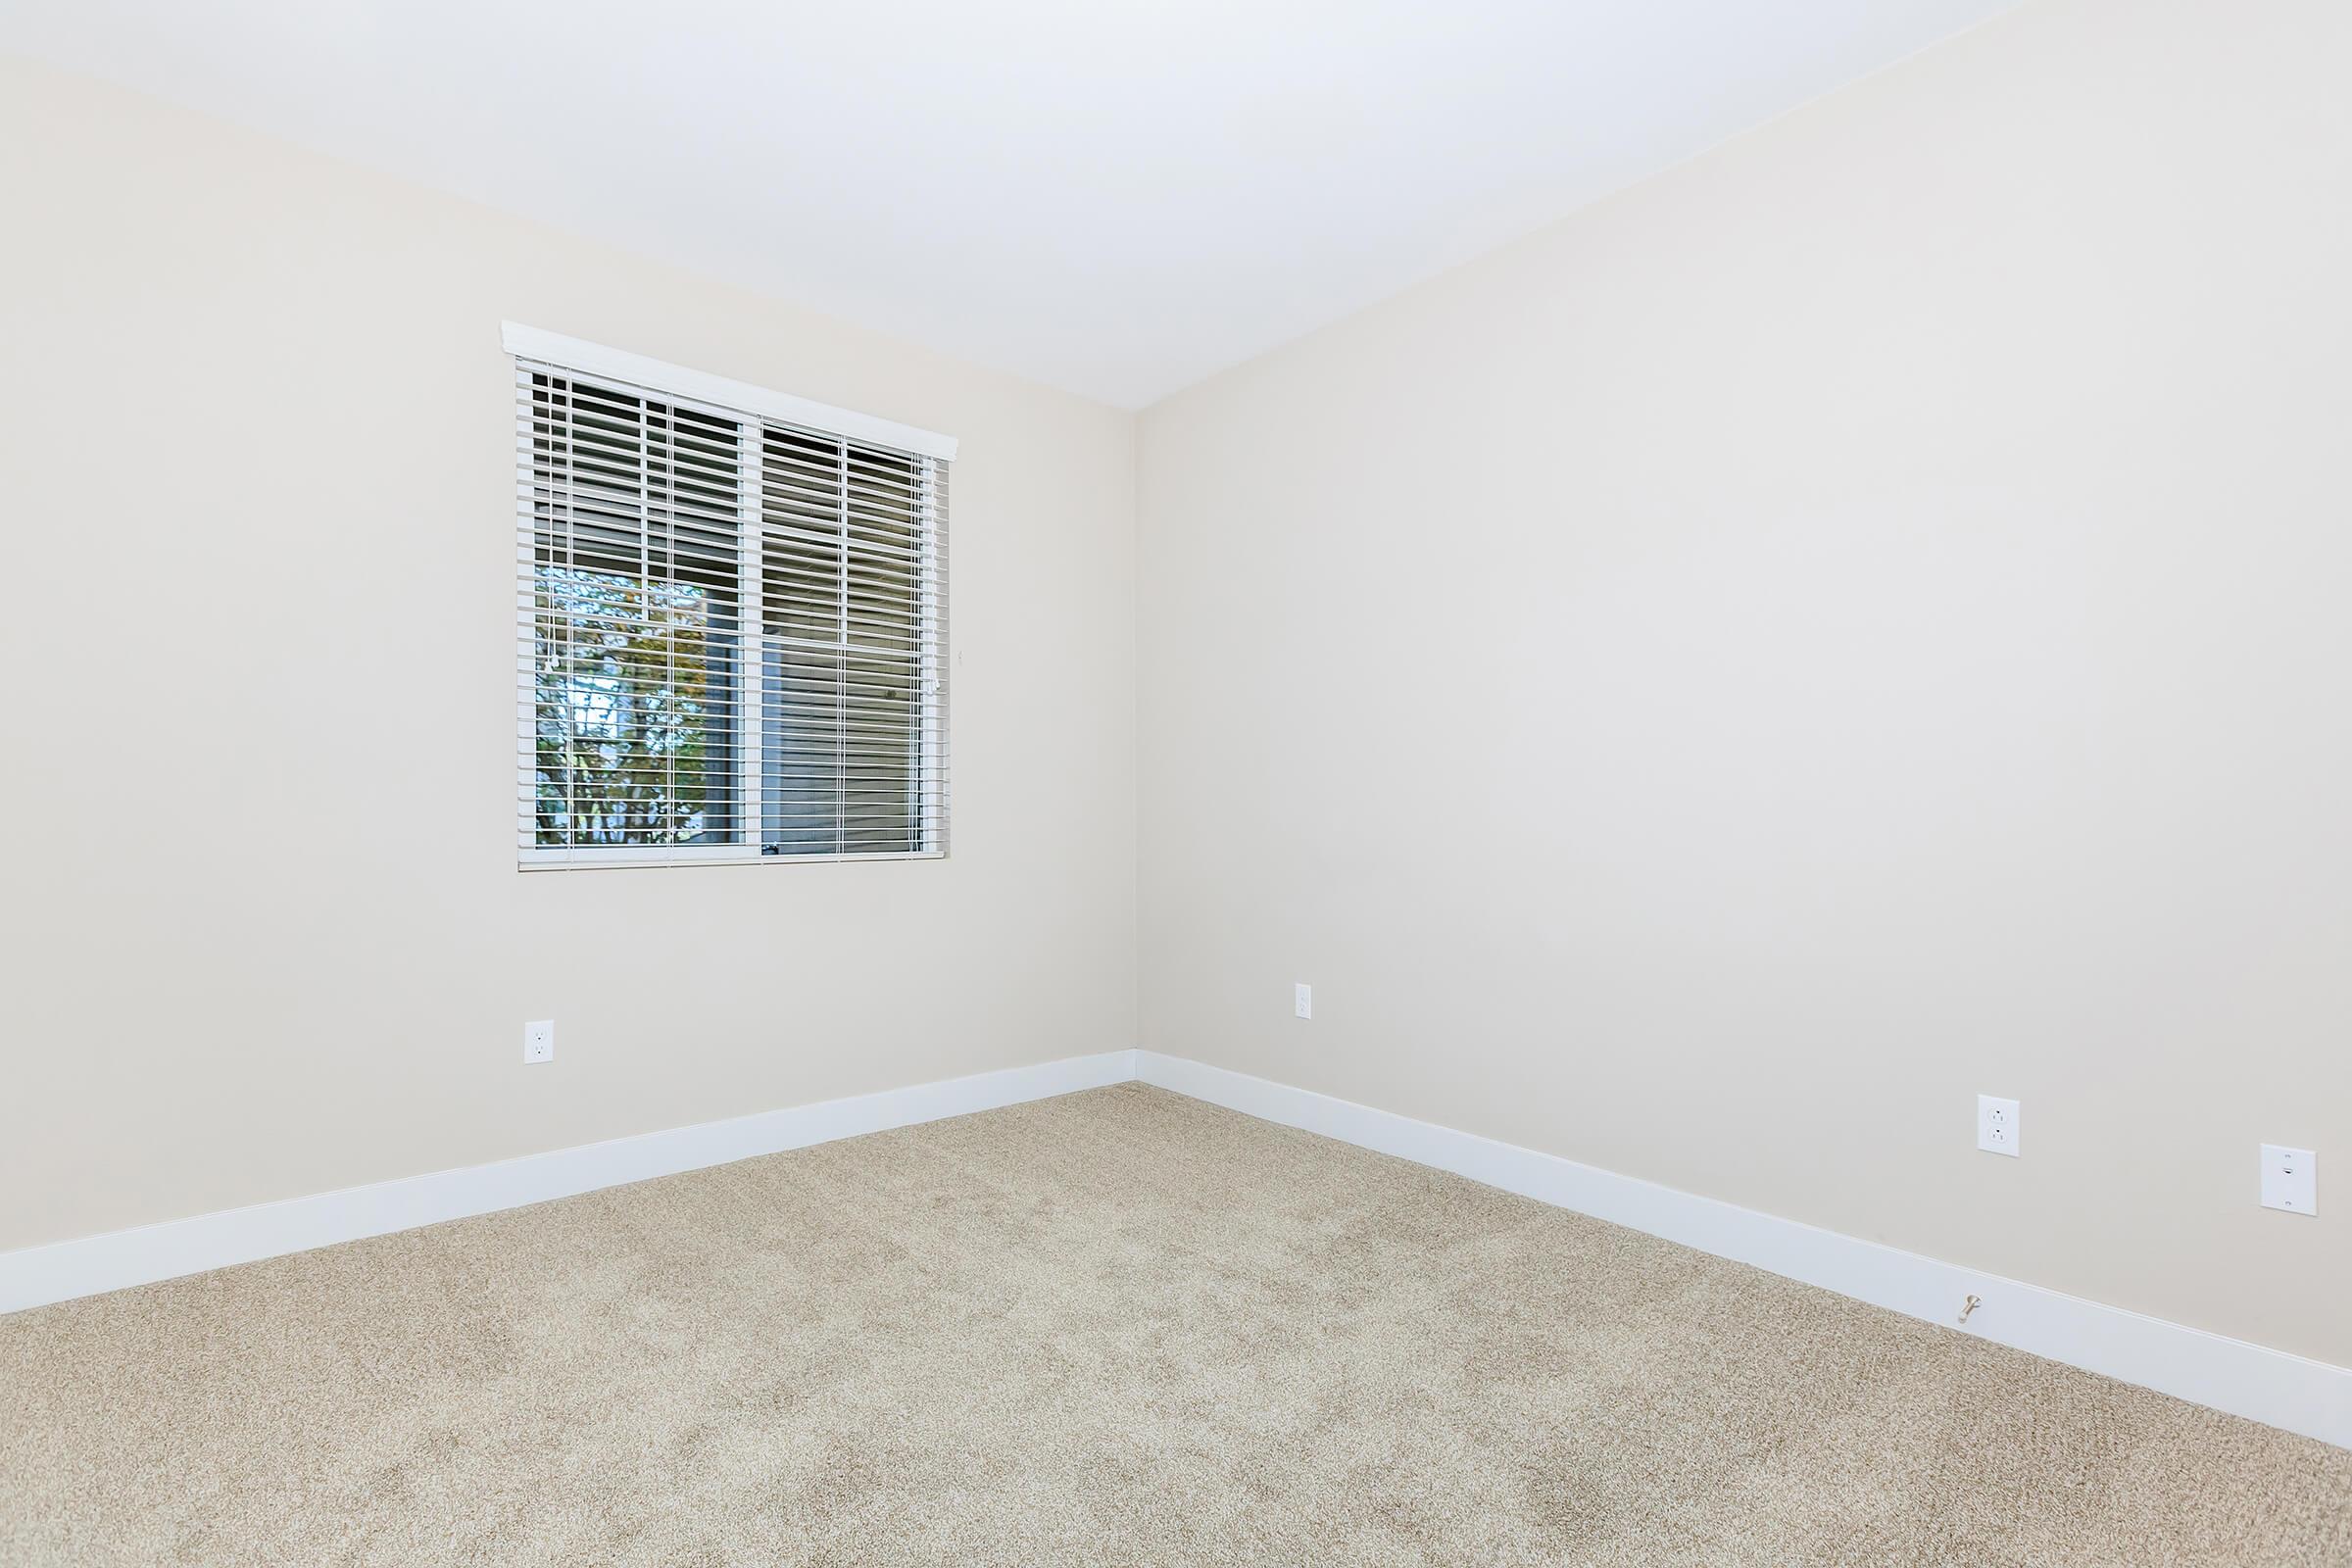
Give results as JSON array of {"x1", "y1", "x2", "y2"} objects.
[{"x1": 510, "y1": 325, "x2": 952, "y2": 868}]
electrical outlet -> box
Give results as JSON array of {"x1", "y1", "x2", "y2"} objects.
[
  {"x1": 1977, "y1": 1095, "x2": 2019, "y2": 1156},
  {"x1": 1294, "y1": 983, "x2": 1312, "y2": 1020},
  {"x1": 2260, "y1": 1145, "x2": 2317, "y2": 1215},
  {"x1": 523, "y1": 1019, "x2": 555, "y2": 1064}
]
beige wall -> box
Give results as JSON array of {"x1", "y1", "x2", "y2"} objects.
[
  {"x1": 0, "y1": 57, "x2": 1137, "y2": 1251},
  {"x1": 1138, "y1": 0, "x2": 2352, "y2": 1365}
]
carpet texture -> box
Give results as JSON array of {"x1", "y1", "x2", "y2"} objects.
[{"x1": 2, "y1": 1083, "x2": 2346, "y2": 1565}]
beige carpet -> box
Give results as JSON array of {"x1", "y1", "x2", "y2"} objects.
[{"x1": 2, "y1": 1084, "x2": 2346, "y2": 1566}]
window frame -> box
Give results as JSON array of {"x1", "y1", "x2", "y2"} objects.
[{"x1": 507, "y1": 323, "x2": 955, "y2": 872}]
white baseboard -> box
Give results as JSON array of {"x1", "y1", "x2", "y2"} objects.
[
  {"x1": 9, "y1": 1045, "x2": 2343, "y2": 1450},
  {"x1": 0, "y1": 1049, "x2": 1140, "y2": 1315},
  {"x1": 1134, "y1": 1051, "x2": 2352, "y2": 1450}
]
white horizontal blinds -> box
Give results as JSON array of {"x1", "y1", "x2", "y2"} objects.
[
  {"x1": 757, "y1": 425, "x2": 949, "y2": 857},
  {"x1": 514, "y1": 352, "x2": 947, "y2": 866},
  {"x1": 518, "y1": 367, "x2": 749, "y2": 860}
]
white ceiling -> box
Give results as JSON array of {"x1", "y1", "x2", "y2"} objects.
[{"x1": 2, "y1": 1, "x2": 2017, "y2": 407}]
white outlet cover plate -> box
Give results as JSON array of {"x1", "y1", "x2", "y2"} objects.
[
  {"x1": 2261, "y1": 1145, "x2": 2317, "y2": 1215},
  {"x1": 1977, "y1": 1094, "x2": 2019, "y2": 1157},
  {"x1": 523, "y1": 1019, "x2": 555, "y2": 1064},
  {"x1": 1294, "y1": 983, "x2": 1312, "y2": 1020}
]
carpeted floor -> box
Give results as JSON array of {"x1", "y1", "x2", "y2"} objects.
[{"x1": 2, "y1": 1084, "x2": 2346, "y2": 1566}]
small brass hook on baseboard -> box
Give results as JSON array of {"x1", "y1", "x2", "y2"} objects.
[{"x1": 1958, "y1": 1295, "x2": 1983, "y2": 1325}]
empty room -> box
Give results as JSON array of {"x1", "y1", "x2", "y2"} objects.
[{"x1": 2, "y1": 0, "x2": 2347, "y2": 1561}]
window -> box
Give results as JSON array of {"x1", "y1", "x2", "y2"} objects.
[{"x1": 509, "y1": 324, "x2": 952, "y2": 868}]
